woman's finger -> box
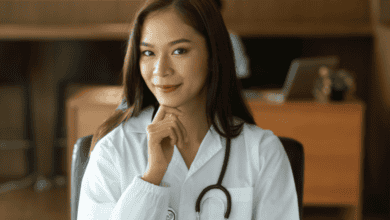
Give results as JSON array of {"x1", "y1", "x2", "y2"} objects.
[
  {"x1": 161, "y1": 115, "x2": 184, "y2": 148},
  {"x1": 166, "y1": 115, "x2": 183, "y2": 147},
  {"x1": 153, "y1": 105, "x2": 184, "y2": 123},
  {"x1": 169, "y1": 127, "x2": 177, "y2": 147},
  {"x1": 152, "y1": 106, "x2": 166, "y2": 123},
  {"x1": 171, "y1": 114, "x2": 187, "y2": 145}
]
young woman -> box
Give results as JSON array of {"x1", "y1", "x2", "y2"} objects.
[{"x1": 78, "y1": 0, "x2": 299, "y2": 219}]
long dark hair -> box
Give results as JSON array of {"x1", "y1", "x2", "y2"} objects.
[
  {"x1": 213, "y1": 0, "x2": 223, "y2": 11},
  {"x1": 89, "y1": 0, "x2": 255, "y2": 156}
]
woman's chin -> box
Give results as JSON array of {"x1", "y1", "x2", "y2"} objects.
[{"x1": 157, "y1": 100, "x2": 179, "y2": 107}]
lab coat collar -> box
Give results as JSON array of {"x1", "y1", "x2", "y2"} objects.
[
  {"x1": 124, "y1": 104, "x2": 243, "y2": 137},
  {"x1": 123, "y1": 105, "x2": 244, "y2": 176}
]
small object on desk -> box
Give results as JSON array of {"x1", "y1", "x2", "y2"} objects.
[
  {"x1": 313, "y1": 66, "x2": 357, "y2": 103},
  {"x1": 331, "y1": 69, "x2": 356, "y2": 101},
  {"x1": 242, "y1": 89, "x2": 263, "y2": 100},
  {"x1": 313, "y1": 66, "x2": 333, "y2": 103},
  {"x1": 264, "y1": 92, "x2": 285, "y2": 104},
  {"x1": 242, "y1": 89, "x2": 285, "y2": 104}
]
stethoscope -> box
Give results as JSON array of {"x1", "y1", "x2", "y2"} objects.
[{"x1": 166, "y1": 137, "x2": 232, "y2": 220}]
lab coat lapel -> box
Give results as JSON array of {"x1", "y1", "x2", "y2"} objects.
[
  {"x1": 159, "y1": 116, "x2": 224, "y2": 180},
  {"x1": 185, "y1": 125, "x2": 223, "y2": 178},
  {"x1": 125, "y1": 105, "x2": 241, "y2": 180},
  {"x1": 185, "y1": 113, "x2": 241, "y2": 178}
]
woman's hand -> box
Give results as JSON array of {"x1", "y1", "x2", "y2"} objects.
[{"x1": 145, "y1": 105, "x2": 189, "y2": 173}]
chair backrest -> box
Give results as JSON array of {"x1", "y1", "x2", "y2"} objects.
[
  {"x1": 71, "y1": 135, "x2": 93, "y2": 220},
  {"x1": 71, "y1": 135, "x2": 304, "y2": 220},
  {"x1": 278, "y1": 136, "x2": 305, "y2": 220}
]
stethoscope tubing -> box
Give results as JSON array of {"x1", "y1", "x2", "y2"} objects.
[{"x1": 195, "y1": 136, "x2": 232, "y2": 219}]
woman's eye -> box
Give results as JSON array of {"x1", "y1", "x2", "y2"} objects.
[
  {"x1": 142, "y1": 51, "x2": 154, "y2": 56},
  {"x1": 174, "y1": 48, "x2": 187, "y2": 55},
  {"x1": 141, "y1": 49, "x2": 187, "y2": 57}
]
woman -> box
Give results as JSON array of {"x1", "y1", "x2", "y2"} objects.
[{"x1": 78, "y1": 0, "x2": 299, "y2": 219}]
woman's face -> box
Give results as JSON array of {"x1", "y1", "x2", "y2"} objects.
[{"x1": 139, "y1": 8, "x2": 209, "y2": 108}]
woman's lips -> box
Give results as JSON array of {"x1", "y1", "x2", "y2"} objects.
[
  {"x1": 158, "y1": 84, "x2": 181, "y2": 93},
  {"x1": 162, "y1": 85, "x2": 180, "y2": 89}
]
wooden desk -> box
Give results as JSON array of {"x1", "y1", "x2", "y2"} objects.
[
  {"x1": 66, "y1": 86, "x2": 123, "y2": 214},
  {"x1": 66, "y1": 86, "x2": 365, "y2": 220},
  {"x1": 247, "y1": 98, "x2": 365, "y2": 220}
]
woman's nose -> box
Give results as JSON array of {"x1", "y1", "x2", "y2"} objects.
[{"x1": 153, "y1": 55, "x2": 171, "y2": 76}]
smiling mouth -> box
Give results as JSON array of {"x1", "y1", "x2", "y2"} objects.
[
  {"x1": 158, "y1": 84, "x2": 181, "y2": 93},
  {"x1": 161, "y1": 85, "x2": 180, "y2": 89}
]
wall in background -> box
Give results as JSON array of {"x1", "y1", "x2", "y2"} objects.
[
  {"x1": 0, "y1": 0, "x2": 370, "y2": 27},
  {"x1": 366, "y1": 0, "x2": 390, "y2": 216}
]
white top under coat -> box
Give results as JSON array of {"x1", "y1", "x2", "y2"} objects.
[{"x1": 77, "y1": 105, "x2": 299, "y2": 220}]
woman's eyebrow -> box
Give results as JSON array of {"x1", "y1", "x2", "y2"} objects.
[{"x1": 140, "y1": 38, "x2": 192, "y2": 48}]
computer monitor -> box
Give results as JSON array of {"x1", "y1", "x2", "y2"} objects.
[{"x1": 282, "y1": 56, "x2": 340, "y2": 101}]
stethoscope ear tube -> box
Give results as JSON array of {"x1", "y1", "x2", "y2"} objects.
[{"x1": 195, "y1": 137, "x2": 232, "y2": 219}]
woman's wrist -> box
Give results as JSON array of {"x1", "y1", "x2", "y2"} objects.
[{"x1": 142, "y1": 167, "x2": 167, "y2": 186}]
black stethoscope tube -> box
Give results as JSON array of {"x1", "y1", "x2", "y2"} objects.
[{"x1": 195, "y1": 137, "x2": 232, "y2": 219}]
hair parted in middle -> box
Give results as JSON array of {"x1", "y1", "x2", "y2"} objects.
[{"x1": 89, "y1": 0, "x2": 255, "y2": 156}]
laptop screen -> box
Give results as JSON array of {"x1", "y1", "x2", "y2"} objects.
[{"x1": 282, "y1": 56, "x2": 340, "y2": 100}]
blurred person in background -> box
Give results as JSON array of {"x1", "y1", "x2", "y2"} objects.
[{"x1": 213, "y1": 0, "x2": 251, "y2": 79}]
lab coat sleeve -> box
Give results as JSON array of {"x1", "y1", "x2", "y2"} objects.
[
  {"x1": 253, "y1": 133, "x2": 300, "y2": 219},
  {"x1": 77, "y1": 138, "x2": 170, "y2": 220}
]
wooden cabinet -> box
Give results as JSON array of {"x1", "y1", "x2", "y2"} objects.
[
  {"x1": 66, "y1": 86, "x2": 365, "y2": 220},
  {"x1": 0, "y1": 0, "x2": 142, "y2": 25},
  {"x1": 66, "y1": 86, "x2": 122, "y2": 213},
  {"x1": 223, "y1": 0, "x2": 369, "y2": 23},
  {"x1": 223, "y1": 0, "x2": 371, "y2": 37},
  {"x1": 246, "y1": 99, "x2": 365, "y2": 220}
]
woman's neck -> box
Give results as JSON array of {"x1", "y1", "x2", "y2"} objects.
[
  {"x1": 177, "y1": 105, "x2": 210, "y2": 149},
  {"x1": 176, "y1": 91, "x2": 210, "y2": 149}
]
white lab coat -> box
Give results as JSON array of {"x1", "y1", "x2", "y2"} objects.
[{"x1": 77, "y1": 105, "x2": 299, "y2": 220}]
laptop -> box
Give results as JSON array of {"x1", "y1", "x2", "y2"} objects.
[{"x1": 243, "y1": 56, "x2": 340, "y2": 104}]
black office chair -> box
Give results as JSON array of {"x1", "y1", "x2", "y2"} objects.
[{"x1": 70, "y1": 135, "x2": 305, "y2": 220}]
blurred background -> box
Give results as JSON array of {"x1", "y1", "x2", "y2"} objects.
[{"x1": 0, "y1": 0, "x2": 389, "y2": 219}]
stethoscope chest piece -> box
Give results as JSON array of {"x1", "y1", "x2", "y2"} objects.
[{"x1": 167, "y1": 207, "x2": 176, "y2": 220}]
